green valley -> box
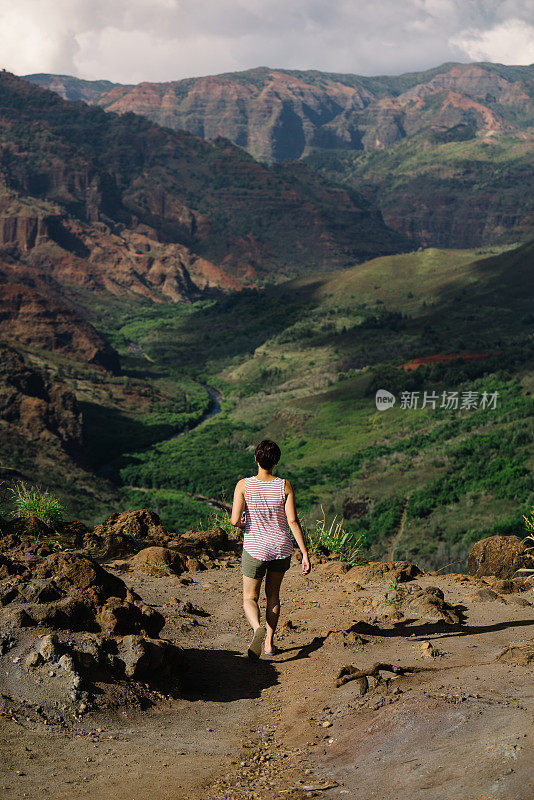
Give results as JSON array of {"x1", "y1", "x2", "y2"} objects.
[{"x1": 68, "y1": 241, "x2": 534, "y2": 571}]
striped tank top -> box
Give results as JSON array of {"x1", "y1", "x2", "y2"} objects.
[{"x1": 243, "y1": 476, "x2": 293, "y2": 561}]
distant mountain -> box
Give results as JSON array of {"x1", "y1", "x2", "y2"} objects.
[
  {"x1": 26, "y1": 62, "x2": 534, "y2": 248},
  {"x1": 0, "y1": 70, "x2": 406, "y2": 293}
]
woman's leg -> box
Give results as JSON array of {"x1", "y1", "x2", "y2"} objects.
[
  {"x1": 264, "y1": 570, "x2": 285, "y2": 653},
  {"x1": 242, "y1": 575, "x2": 263, "y2": 631}
]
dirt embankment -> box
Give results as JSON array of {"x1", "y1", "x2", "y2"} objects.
[{"x1": 0, "y1": 515, "x2": 533, "y2": 800}]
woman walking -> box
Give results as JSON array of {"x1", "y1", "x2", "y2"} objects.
[{"x1": 231, "y1": 439, "x2": 310, "y2": 659}]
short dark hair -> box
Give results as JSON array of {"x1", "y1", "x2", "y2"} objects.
[{"x1": 255, "y1": 439, "x2": 281, "y2": 470}]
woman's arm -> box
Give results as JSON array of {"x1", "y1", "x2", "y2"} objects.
[
  {"x1": 285, "y1": 480, "x2": 310, "y2": 574},
  {"x1": 230, "y1": 478, "x2": 246, "y2": 528}
]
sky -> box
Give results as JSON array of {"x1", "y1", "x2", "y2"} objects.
[{"x1": 1, "y1": 0, "x2": 533, "y2": 84}]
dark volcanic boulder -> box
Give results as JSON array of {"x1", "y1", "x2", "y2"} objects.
[
  {"x1": 1, "y1": 551, "x2": 164, "y2": 635},
  {"x1": 96, "y1": 597, "x2": 164, "y2": 637},
  {"x1": 0, "y1": 543, "x2": 180, "y2": 718},
  {"x1": 87, "y1": 509, "x2": 171, "y2": 556},
  {"x1": 117, "y1": 635, "x2": 180, "y2": 679},
  {"x1": 467, "y1": 535, "x2": 534, "y2": 579},
  {"x1": 35, "y1": 551, "x2": 126, "y2": 601},
  {"x1": 178, "y1": 526, "x2": 231, "y2": 557}
]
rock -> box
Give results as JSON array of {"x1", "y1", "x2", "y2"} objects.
[
  {"x1": 485, "y1": 577, "x2": 529, "y2": 594},
  {"x1": 505, "y1": 596, "x2": 531, "y2": 607},
  {"x1": 353, "y1": 584, "x2": 460, "y2": 624},
  {"x1": 178, "y1": 527, "x2": 232, "y2": 558},
  {"x1": 116, "y1": 635, "x2": 180, "y2": 679},
  {"x1": 129, "y1": 546, "x2": 185, "y2": 576},
  {"x1": 495, "y1": 641, "x2": 534, "y2": 666},
  {"x1": 37, "y1": 633, "x2": 61, "y2": 661},
  {"x1": 117, "y1": 635, "x2": 152, "y2": 678},
  {"x1": 96, "y1": 597, "x2": 164, "y2": 637},
  {"x1": 57, "y1": 520, "x2": 92, "y2": 544},
  {"x1": 185, "y1": 557, "x2": 206, "y2": 572},
  {"x1": 0, "y1": 582, "x2": 19, "y2": 606},
  {"x1": 28, "y1": 596, "x2": 96, "y2": 630},
  {"x1": 25, "y1": 650, "x2": 41, "y2": 670},
  {"x1": 344, "y1": 560, "x2": 421, "y2": 585},
  {"x1": 467, "y1": 535, "x2": 534, "y2": 579},
  {"x1": 2, "y1": 516, "x2": 54, "y2": 540},
  {"x1": 19, "y1": 580, "x2": 61, "y2": 603},
  {"x1": 171, "y1": 599, "x2": 208, "y2": 616},
  {"x1": 88, "y1": 510, "x2": 171, "y2": 557},
  {"x1": 420, "y1": 641, "x2": 438, "y2": 658},
  {"x1": 324, "y1": 629, "x2": 367, "y2": 649},
  {"x1": 73, "y1": 634, "x2": 107, "y2": 671},
  {"x1": 467, "y1": 587, "x2": 505, "y2": 603},
  {"x1": 2, "y1": 607, "x2": 34, "y2": 627},
  {"x1": 404, "y1": 585, "x2": 460, "y2": 624},
  {"x1": 0, "y1": 553, "x2": 28, "y2": 580},
  {"x1": 0, "y1": 633, "x2": 17, "y2": 654},
  {"x1": 106, "y1": 559, "x2": 131, "y2": 571},
  {"x1": 314, "y1": 561, "x2": 352, "y2": 577},
  {"x1": 35, "y1": 552, "x2": 126, "y2": 601},
  {"x1": 57, "y1": 653, "x2": 76, "y2": 673}
]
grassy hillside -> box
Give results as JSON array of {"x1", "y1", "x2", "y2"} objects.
[
  {"x1": 306, "y1": 131, "x2": 534, "y2": 247},
  {"x1": 70, "y1": 242, "x2": 534, "y2": 569}
]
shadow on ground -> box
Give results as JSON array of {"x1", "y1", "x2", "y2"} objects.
[
  {"x1": 179, "y1": 648, "x2": 279, "y2": 702},
  {"x1": 351, "y1": 616, "x2": 534, "y2": 639}
]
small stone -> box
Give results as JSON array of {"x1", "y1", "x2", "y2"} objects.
[
  {"x1": 37, "y1": 634, "x2": 60, "y2": 662},
  {"x1": 24, "y1": 651, "x2": 41, "y2": 670},
  {"x1": 420, "y1": 641, "x2": 438, "y2": 658}
]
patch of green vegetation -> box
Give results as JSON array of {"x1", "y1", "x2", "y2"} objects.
[
  {"x1": 11, "y1": 243, "x2": 530, "y2": 567},
  {"x1": 304, "y1": 507, "x2": 367, "y2": 565},
  {"x1": 6, "y1": 482, "x2": 65, "y2": 530},
  {"x1": 306, "y1": 130, "x2": 533, "y2": 247}
]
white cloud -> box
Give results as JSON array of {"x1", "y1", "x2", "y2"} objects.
[
  {"x1": 0, "y1": 0, "x2": 532, "y2": 82},
  {"x1": 451, "y1": 18, "x2": 534, "y2": 65}
]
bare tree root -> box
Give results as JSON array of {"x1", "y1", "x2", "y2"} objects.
[
  {"x1": 335, "y1": 662, "x2": 426, "y2": 688},
  {"x1": 336, "y1": 659, "x2": 497, "y2": 689}
]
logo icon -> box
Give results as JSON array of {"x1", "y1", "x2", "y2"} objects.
[{"x1": 375, "y1": 389, "x2": 396, "y2": 410}]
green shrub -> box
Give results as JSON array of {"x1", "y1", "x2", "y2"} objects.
[
  {"x1": 197, "y1": 508, "x2": 243, "y2": 541},
  {"x1": 8, "y1": 482, "x2": 65, "y2": 530},
  {"x1": 517, "y1": 508, "x2": 534, "y2": 575},
  {"x1": 304, "y1": 506, "x2": 366, "y2": 566}
]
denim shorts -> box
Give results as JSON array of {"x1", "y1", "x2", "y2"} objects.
[{"x1": 241, "y1": 548, "x2": 292, "y2": 579}]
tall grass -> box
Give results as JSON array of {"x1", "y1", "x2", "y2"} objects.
[
  {"x1": 8, "y1": 482, "x2": 65, "y2": 530},
  {"x1": 516, "y1": 508, "x2": 534, "y2": 575},
  {"x1": 304, "y1": 506, "x2": 366, "y2": 566},
  {"x1": 197, "y1": 508, "x2": 243, "y2": 541}
]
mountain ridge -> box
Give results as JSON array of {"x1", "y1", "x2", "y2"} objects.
[
  {"x1": 24, "y1": 62, "x2": 534, "y2": 160},
  {"x1": 25, "y1": 61, "x2": 534, "y2": 247}
]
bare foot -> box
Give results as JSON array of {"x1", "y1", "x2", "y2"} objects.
[{"x1": 247, "y1": 625, "x2": 266, "y2": 659}]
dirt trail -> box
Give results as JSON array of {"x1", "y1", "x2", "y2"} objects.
[
  {"x1": 387, "y1": 495, "x2": 409, "y2": 561},
  {"x1": 1, "y1": 562, "x2": 533, "y2": 800}
]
